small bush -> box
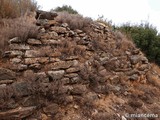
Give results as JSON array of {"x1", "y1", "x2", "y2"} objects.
[
  {"x1": 57, "y1": 40, "x2": 86, "y2": 57},
  {"x1": 55, "y1": 12, "x2": 93, "y2": 30}
]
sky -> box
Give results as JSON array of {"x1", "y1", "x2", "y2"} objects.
[{"x1": 36, "y1": 0, "x2": 160, "y2": 32}]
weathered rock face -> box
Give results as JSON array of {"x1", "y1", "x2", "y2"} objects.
[{"x1": 0, "y1": 12, "x2": 160, "y2": 120}]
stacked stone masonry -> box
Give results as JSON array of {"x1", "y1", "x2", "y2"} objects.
[{"x1": 0, "y1": 12, "x2": 159, "y2": 120}]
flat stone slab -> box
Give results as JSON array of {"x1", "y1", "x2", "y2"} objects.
[
  {"x1": 36, "y1": 10, "x2": 58, "y2": 20},
  {"x1": 41, "y1": 39, "x2": 61, "y2": 45},
  {"x1": 43, "y1": 103, "x2": 59, "y2": 115},
  {"x1": 66, "y1": 67, "x2": 80, "y2": 73},
  {"x1": 0, "y1": 106, "x2": 36, "y2": 119},
  {"x1": 25, "y1": 57, "x2": 49, "y2": 64},
  {"x1": 9, "y1": 44, "x2": 30, "y2": 50},
  {"x1": 48, "y1": 70, "x2": 65, "y2": 80},
  {"x1": 4, "y1": 51, "x2": 23, "y2": 57},
  {"x1": 8, "y1": 37, "x2": 21, "y2": 44},
  {"x1": 27, "y1": 39, "x2": 42, "y2": 45},
  {"x1": 46, "y1": 61, "x2": 74, "y2": 70},
  {"x1": 10, "y1": 64, "x2": 27, "y2": 71},
  {"x1": 0, "y1": 80, "x2": 14, "y2": 84},
  {"x1": 25, "y1": 49, "x2": 52, "y2": 57},
  {"x1": 50, "y1": 26, "x2": 67, "y2": 33}
]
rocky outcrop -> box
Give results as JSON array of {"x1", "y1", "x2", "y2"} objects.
[{"x1": 0, "y1": 12, "x2": 160, "y2": 120}]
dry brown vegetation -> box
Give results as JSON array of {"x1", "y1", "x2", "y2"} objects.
[
  {"x1": 0, "y1": 86, "x2": 14, "y2": 110},
  {"x1": 58, "y1": 40, "x2": 86, "y2": 57},
  {"x1": 0, "y1": 0, "x2": 39, "y2": 55},
  {"x1": 0, "y1": 0, "x2": 38, "y2": 18},
  {"x1": 147, "y1": 63, "x2": 160, "y2": 88},
  {"x1": 55, "y1": 11, "x2": 93, "y2": 30},
  {"x1": 0, "y1": 16, "x2": 39, "y2": 52}
]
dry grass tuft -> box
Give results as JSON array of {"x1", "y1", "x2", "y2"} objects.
[
  {"x1": 57, "y1": 40, "x2": 86, "y2": 57},
  {"x1": 96, "y1": 16, "x2": 112, "y2": 29},
  {"x1": 114, "y1": 30, "x2": 135, "y2": 51}
]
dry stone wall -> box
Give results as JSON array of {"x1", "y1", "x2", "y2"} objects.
[
  {"x1": 0, "y1": 13, "x2": 159, "y2": 120},
  {"x1": 3, "y1": 20, "x2": 150, "y2": 82}
]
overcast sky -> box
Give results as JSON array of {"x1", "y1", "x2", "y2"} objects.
[{"x1": 36, "y1": 0, "x2": 160, "y2": 32}]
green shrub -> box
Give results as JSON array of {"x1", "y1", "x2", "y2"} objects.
[
  {"x1": 117, "y1": 23, "x2": 160, "y2": 65},
  {"x1": 53, "y1": 5, "x2": 78, "y2": 14}
]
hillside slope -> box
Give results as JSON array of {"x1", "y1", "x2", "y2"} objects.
[{"x1": 0, "y1": 12, "x2": 160, "y2": 120}]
